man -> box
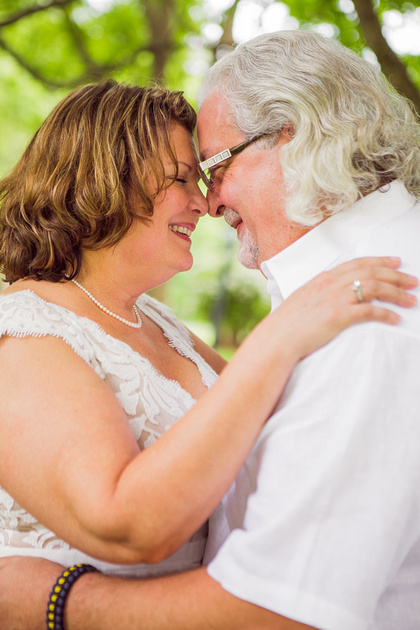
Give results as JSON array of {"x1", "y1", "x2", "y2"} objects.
[{"x1": 2, "y1": 30, "x2": 420, "y2": 630}]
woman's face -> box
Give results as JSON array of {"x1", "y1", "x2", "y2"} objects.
[{"x1": 112, "y1": 124, "x2": 208, "y2": 291}]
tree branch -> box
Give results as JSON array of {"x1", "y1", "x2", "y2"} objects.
[
  {"x1": 0, "y1": 35, "x2": 71, "y2": 88},
  {"x1": 208, "y1": 0, "x2": 241, "y2": 62},
  {"x1": 0, "y1": 30, "x2": 169, "y2": 89},
  {"x1": 0, "y1": 0, "x2": 74, "y2": 28},
  {"x1": 143, "y1": 0, "x2": 176, "y2": 79},
  {"x1": 63, "y1": 8, "x2": 99, "y2": 74},
  {"x1": 352, "y1": 0, "x2": 420, "y2": 112},
  {"x1": 218, "y1": 0, "x2": 241, "y2": 47}
]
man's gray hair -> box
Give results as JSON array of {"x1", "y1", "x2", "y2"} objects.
[{"x1": 198, "y1": 30, "x2": 420, "y2": 226}]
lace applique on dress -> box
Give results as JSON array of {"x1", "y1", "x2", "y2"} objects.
[{"x1": 0, "y1": 290, "x2": 218, "y2": 570}]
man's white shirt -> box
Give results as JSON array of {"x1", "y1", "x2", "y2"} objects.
[{"x1": 204, "y1": 181, "x2": 420, "y2": 630}]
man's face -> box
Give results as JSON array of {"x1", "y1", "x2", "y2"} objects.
[{"x1": 197, "y1": 93, "x2": 309, "y2": 269}]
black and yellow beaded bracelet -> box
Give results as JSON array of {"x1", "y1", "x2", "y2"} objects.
[{"x1": 46, "y1": 563, "x2": 99, "y2": 630}]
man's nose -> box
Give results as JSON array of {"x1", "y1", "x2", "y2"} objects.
[{"x1": 207, "y1": 188, "x2": 225, "y2": 218}]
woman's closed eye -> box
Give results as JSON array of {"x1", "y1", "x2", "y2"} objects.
[{"x1": 165, "y1": 174, "x2": 188, "y2": 185}]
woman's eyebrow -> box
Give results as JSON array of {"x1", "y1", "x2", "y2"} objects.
[{"x1": 177, "y1": 160, "x2": 196, "y2": 171}]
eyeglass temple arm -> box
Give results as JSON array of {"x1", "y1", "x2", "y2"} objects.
[
  {"x1": 199, "y1": 149, "x2": 233, "y2": 171},
  {"x1": 199, "y1": 137, "x2": 265, "y2": 171}
]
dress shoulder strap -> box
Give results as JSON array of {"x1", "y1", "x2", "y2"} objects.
[
  {"x1": 0, "y1": 290, "x2": 95, "y2": 364},
  {"x1": 139, "y1": 293, "x2": 194, "y2": 347},
  {"x1": 138, "y1": 293, "x2": 217, "y2": 390}
]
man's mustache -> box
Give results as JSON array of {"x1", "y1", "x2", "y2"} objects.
[{"x1": 224, "y1": 208, "x2": 241, "y2": 228}]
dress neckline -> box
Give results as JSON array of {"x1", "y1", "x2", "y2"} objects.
[{"x1": 0, "y1": 289, "x2": 217, "y2": 399}]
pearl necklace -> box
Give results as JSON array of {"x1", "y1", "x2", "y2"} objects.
[{"x1": 71, "y1": 279, "x2": 142, "y2": 329}]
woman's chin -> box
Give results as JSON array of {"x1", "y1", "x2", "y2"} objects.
[{"x1": 177, "y1": 255, "x2": 194, "y2": 274}]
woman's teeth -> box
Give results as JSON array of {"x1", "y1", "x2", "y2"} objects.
[{"x1": 169, "y1": 225, "x2": 192, "y2": 237}]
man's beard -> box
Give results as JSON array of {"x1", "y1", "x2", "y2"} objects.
[{"x1": 224, "y1": 208, "x2": 259, "y2": 270}]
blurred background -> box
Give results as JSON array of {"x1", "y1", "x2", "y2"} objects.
[{"x1": 1, "y1": 0, "x2": 419, "y2": 355}]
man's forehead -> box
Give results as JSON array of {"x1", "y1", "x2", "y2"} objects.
[
  {"x1": 198, "y1": 134, "x2": 230, "y2": 162},
  {"x1": 197, "y1": 95, "x2": 242, "y2": 161}
]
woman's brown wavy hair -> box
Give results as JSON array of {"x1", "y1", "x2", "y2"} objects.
[{"x1": 0, "y1": 80, "x2": 197, "y2": 282}]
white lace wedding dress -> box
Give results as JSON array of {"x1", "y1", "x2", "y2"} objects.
[{"x1": 0, "y1": 290, "x2": 218, "y2": 577}]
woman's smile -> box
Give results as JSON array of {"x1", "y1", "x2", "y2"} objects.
[{"x1": 169, "y1": 223, "x2": 195, "y2": 240}]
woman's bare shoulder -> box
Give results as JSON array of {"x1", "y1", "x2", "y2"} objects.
[{"x1": 187, "y1": 329, "x2": 227, "y2": 375}]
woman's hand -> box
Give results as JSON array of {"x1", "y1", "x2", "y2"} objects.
[
  {"x1": 0, "y1": 556, "x2": 63, "y2": 630},
  {"x1": 267, "y1": 255, "x2": 417, "y2": 361}
]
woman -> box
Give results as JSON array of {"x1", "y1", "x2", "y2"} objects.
[{"x1": 0, "y1": 80, "x2": 415, "y2": 580}]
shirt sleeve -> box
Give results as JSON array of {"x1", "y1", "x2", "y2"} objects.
[{"x1": 206, "y1": 323, "x2": 420, "y2": 630}]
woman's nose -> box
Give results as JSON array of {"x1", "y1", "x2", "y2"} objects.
[{"x1": 191, "y1": 185, "x2": 209, "y2": 216}]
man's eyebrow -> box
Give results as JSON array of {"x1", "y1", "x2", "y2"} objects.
[
  {"x1": 200, "y1": 146, "x2": 230, "y2": 164},
  {"x1": 199, "y1": 148, "x2": 212, "y2": 162}
]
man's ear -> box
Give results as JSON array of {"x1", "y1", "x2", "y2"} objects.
[
  {"x1": 274, "y1": 123, "x2": 294, "y2": 158},
  {"x1": 282, "y1": 122, "x2": 295, "y2": 140}
]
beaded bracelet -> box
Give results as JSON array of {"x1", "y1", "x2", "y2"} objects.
[{"x1": 46, "y1": 563, "x2": 99, "y2": 630}]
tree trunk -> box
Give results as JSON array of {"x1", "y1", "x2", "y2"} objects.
[
  {"x1": 352, "y1": 0, "x2": 420, "y2": 112},
  {"x1": 143, "y1": 0, "x2": 174, "y2": 80}
]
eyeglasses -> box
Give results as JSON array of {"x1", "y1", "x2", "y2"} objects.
[{"x1": 198, "y1": 134, "x2": 267, "y2": 190}]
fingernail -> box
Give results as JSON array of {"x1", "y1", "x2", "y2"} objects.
[
  {"x1": 407, "y1": 294, "x2": 417, "y2": 304},
  {"x1": 408, "y1": 275, "x2": 418, "y2": 284}
]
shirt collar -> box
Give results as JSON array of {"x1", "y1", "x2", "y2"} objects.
[{"x1": 261, "y1": 181, "x2": 416, "y2": 310}]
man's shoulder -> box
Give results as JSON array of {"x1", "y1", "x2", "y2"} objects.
[
  {"x1": 297, "y1": 321, "x2": 420, "y2": 376},
  {"x1": 267, "y1": 321, "x2": 420, "y2": 432}
]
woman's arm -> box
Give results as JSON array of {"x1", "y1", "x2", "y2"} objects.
[{"x1": 0, "y1": 256, "x2": 416, "y2": 565}]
